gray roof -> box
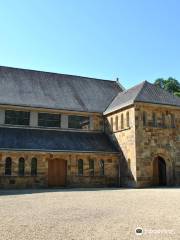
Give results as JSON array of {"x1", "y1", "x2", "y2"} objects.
[
  {"x1": 0, "y1": 127, "x2": 118, "y2": 153},
  {"x1": 0, "y1": 66, "x2": 122, "y2": 113},
  {"x1": 104, "y1": 81, "x2": 180, "y2": 114}
]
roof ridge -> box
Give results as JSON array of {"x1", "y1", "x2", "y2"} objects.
[
  {"x1": 0, "y1": 65, "x2": 119, "y2": 84},
  {"x1": 134, "y1": 80, "x2": 148, "y2": 101}
]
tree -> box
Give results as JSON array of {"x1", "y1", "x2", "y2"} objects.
[{"x1": 154, "y1": 77, "x2": 180, "y2": 97}]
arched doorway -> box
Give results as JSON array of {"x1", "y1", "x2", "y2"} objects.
[{"x1": 153, "y1": 156, "x2": 167, "y2": 186}]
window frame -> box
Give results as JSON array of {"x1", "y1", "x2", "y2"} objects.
[
  {"x1": 68, "y1": 115, "x2": 90, "y2": 130},
  {"x1": 143, "y1": 111, "x2": 147, "y2": 126},
  {"x1": 89, "y1": 159, "x2": 94, "y2": 176},
  {"x1": 99, "y1": 160, "x2": 105, "y2": 176},
  {"x1": 5, "y1": 110, "x2": 30, "y2": 126},
  {"x1": 162, "y1": 113, "x2": 165, "y2": 128},
  {"x1": 38, "y1": 112, "x2": 61, "y2": 128},
  {"x1": 18, "y1": 157, "x2": 25, "y2": 176},
  {"x1": 170, "y1": 114, "x2": 175, "y2": 128},
  {"x1": 78, "y1": 159, "x2": 83, "y2": 176},
  {"x1": 121, "y1": 114, "x2": 124, "y2": 129},
  {"x1": 115, "y1": 116, "x2": 118, "y2": 131},
  {"x1": 152, "y1": 112, "x2": 157, "y2": 127},
  {"x1": 31, "y1": 158, "x2": 37, "y2": 176},
  {"x1": 110, "y1": 117, "x2": 113, "y2": 132},
  {"x1": 126, "y1": 111, "x2": 130, "y2": 128},
  {"x1": 5, "y1": 157, "x2": 12, "y2": 176}
]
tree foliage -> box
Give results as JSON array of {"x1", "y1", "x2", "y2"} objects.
[{"x1": 154, "y1": 77, "x2": 180, "y2": 97}]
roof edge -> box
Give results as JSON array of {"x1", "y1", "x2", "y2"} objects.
[
  {"x1": 0, "y1": 148, "x2": 120, "y2": 154},
  {"x1": 0, "y1": 65, "x2": 119, "y2": 84}
]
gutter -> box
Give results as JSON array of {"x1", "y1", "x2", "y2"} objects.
[{"x1": 0, "y1": 148, "x2": 120, "y2": 155}]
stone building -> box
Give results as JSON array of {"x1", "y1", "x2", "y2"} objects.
[{"x1": 0, "y1": 66, "x2": 179, "y2": 188}]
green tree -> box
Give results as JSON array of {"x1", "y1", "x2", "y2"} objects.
[{"x1": 154, "y1": 77, "x2": 180, "y2": 97}]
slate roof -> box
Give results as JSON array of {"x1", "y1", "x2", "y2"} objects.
[
  {"x1": 0, "y1": 66, "x2": 122, "y2": 113},
  {"x1": 0, "y1": 127, "x2": 118, "y2": 153},
  {"x1": 104, "y1": 81, "x2": 180, "y2": 114}
]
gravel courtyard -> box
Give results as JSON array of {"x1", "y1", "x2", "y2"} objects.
[{"x1": 0, "y1": 188, "x2": 179, "y2": 240}]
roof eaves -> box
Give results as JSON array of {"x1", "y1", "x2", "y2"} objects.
[{"x1": 103, "y1": 100, "x2": 134, "y2": 115}]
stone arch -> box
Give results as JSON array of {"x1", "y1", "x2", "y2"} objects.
[{"x1": 151, "y1": 150, "x2": 174, "y2": 186}]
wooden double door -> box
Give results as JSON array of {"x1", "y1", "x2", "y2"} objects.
[{"x1": 48, "y1": 159, "x2": 67, "y2": 187}]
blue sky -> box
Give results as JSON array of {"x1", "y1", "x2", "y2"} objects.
[{"x1": 0, "y1": 0, "x2": 180, "y2": 89}]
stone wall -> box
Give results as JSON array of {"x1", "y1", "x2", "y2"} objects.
[
  {"x1": 105, "y1": 106, "x2": 137, "y2": 187},
  {"x1": 135, "y1": 103, "x2": 180, "y2": 187},
  {"x1": 0, "y1": 151, "x2": 120, "y2": 188}
]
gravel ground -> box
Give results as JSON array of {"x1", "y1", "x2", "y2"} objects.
[{"x1": 0, "y1": 188, "x2": 179, "y2": 240}]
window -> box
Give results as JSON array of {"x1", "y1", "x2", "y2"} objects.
[
  {"x1": 162, "y1": 113, "x2": 165, "y2": 128},
  {"x1": 126, "y1": 112, "x2": 130, "y2": 128},
  {"x1": 99, "y1": 160, "x2": 104, "y2": 176},
  {"x1": 68, "y1": 115, "x2": 90, "y2": 129},
  {"x1": 128, "y1": 159, "x2": 131, "y2": 169},
  {"x1": 18, "y1": 158, "x2": 25, "y2": 176},
  {"x1": 5, "y1": 110, "x2": 30, "y2": 126},
  {"x1": 121, "y1": 114, "x2": 124, "y2": 129},
  {"x1": 5, "y1": 157, "x2": 12, "y2": 175},
  {"x1": 152, "y1": 112, "x2": 157, "y2": 127},
  {"x1": 31, "y1": 158, "x2": 37, "y2": 176},
  {"x1": 78, "y1": 159, "x2": 83, "y2": 176},
  {"x1": 110, "y1": 117, "x2": 113, "y2": 131},
  {"x1": 89, "y1": 159, "x2": 94, "y2": 176},
  {"x1": 38, "y1": 113, "x2": 61, "y2": 128},
  {"x1": 171, "y1": 114, "x2": 175, "y2": 128},
  {"x1": 115, "y1": 116, "x2": 118, "y2": 131},
  {"x1": 143, "y1": 111, "x2": 147, "y2": 126}
]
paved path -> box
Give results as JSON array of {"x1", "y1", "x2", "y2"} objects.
[{"x1": 0, "y1": 188, "x2": 179, "y2": 240}]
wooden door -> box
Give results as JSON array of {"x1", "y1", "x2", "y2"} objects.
[{"x1": 48, "y1": 159, "x2": 67, "y2": 187}]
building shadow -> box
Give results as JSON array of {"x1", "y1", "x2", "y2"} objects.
[{"x1": 0, "y1": 187, "x2": 123, "y2": 196}]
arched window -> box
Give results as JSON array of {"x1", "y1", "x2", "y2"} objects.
[
  {"x1": 18, "y1": 157, "x2": 25, "y2": 176},
  {"x1": 78, "y1": 159, "x2": 83, "y2": 176},
  {"x1": 121, "y1": 114, "x2": 124, "y2": 129},
  {"x1": 31, "y1": 158, "x2": 37, "y2": 176},
  {"x1": 110, "y1": 117, "x2": 113, "y2": 131},
  {"x1": 162, "y1": 113, "x2": 165, "y2": 128},
  {"x1": 126, "y1": 112, "x2": 130, "y2": 128},
  {"x1": 89, "y1": 159, "x2": 94, "y2": 176},
  {"x1": 99, "y1": 160, "x2": 105, "y2": 176},
  {"x1": 152, "y1": 112, "x2": 157, "y2": 127},
  {"x1": 115, "y1": 116, "x2": 118, "y2": 131},
  {"x1": 5, "y1": 157, "x2": 12, "y2": 175},
  {"x1": 171, "y1": 114, "x2": 175, "y2": 128},
  {"x1": 143, "y1": 111, "x2": 147, "y2": 126}
]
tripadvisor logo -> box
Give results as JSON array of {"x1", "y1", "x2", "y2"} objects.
[{"x1": 135, "y1": 227, "x2": 143, "y2": 235}]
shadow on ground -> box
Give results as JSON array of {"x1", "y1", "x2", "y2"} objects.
[{"x1": 0, "y1": 187, "x2": 179, "y2": 196}]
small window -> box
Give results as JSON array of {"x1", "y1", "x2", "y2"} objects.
[
  {"x1": 110, "y1": 117, "x2": 113, "y2": 131},
  {"x1": 5, "y1": 110, "x2": 30, "y2": 126},
  {"x1": 128, "y1": 159, "x2": 131, "y2": 169},
  {"x1": 89, "y1": 159, "x2": 94, "y2": 176},
  {"x1": 78, "y1": 159, "x2": 83, "y2": 176},
  {"x1": 18, "y1": 157, "x2": 25, "y2": 176},
  {"x1": 126, "y1": 112, "x2": 130, "y2": 128},
  {"x1": 68, "y1": 116, "x2": 90, "y2": 129},
  {"x1": 143, "y1": 111, "x2": 147, "y2": 126},
  {"x1": 171, "y1": 114, "x2": 175, "y2": 128},
  {"x1": 31, "y1": 158, "x2": 37, "y2": 176},
  {"x1": 99, "y1": 160, "x2": 104, "y2": 176},
  {"x1": 115, "y1": 116, "x2": 118, "y2": 131},
  {"x1": 121, "y1": 114, "x2": 124, "y2": 129},
  {"x1": 5, "y1": 157, "x2": 12, "y2": 175},
  {"x1": 162, "y1": 113, "x2": 165, "y2": 128},
  {"x1": 152, "y1": 112, "x2": 157, "y2": 127},
  {"x1": 38, "y1": 113, "x2": 61, "y2": 128}
]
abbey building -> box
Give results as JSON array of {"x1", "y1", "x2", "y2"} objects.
[{"x1": 0, "y1": 66, "x2": 179, "y2": 188}]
